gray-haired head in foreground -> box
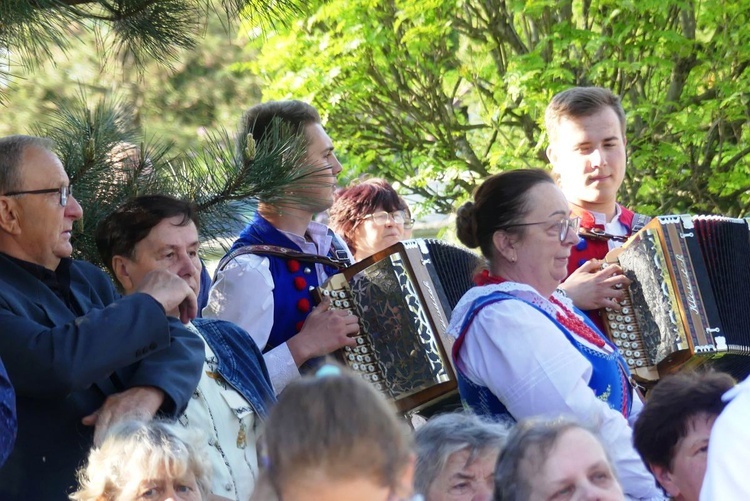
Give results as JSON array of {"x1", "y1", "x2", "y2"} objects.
[
  {"x1": 493, "y1": 417, "x2": 616, "y2": 501},
  {"x1": 414, "y1": 412, "x2": 510, "y2": 497},
  {"x1": 70, "y1": 419, "x2": 213, "y2": 501}
]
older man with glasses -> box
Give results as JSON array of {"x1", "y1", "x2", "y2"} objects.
[{"x1": 0, "y1": 135, "x2": 203, "y2": 500}]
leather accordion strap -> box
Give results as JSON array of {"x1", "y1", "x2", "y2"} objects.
[
  {"x1": 217, "y1": 244, "x2": 348, "y2": 273},
  {"x1": 578, "y1": 212, "x2": 652, "y2": 242}
]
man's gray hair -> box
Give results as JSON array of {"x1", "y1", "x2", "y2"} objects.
[
  {"x1": 414, "y1": 412, "x2": 510, "y2": 497},
  {"x1": 0, "y1": 135, "x2": 55, "y2": 195}
]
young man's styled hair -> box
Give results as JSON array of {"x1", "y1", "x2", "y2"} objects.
[
  {"x1": 240, "y1": 100, "x2": 321, "y2": 146},
  {"x1": 95, "y1": 195, "x2": 199, "y2": 277},
  {"x1": 633, "y1": 370, "x2": 735, "y2": 471},
  {"x1": 545, "y1": 86, "x2": 627, "y2": 143}
]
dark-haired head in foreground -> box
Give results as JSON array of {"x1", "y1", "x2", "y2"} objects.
[{"x1": 633, "y1": 370, "x2": 735, "y2": 501}]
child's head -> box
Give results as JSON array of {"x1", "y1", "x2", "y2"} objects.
[{"x1": 256, "y1": 365, "x2": 415, "y2": 501}]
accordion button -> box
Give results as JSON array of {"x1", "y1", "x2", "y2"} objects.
[
  {"x1": 360, "y1": 347, "x2": 368, "y2": 353},
  {"x1": 334, "y1": 300, "x2": 342, "y2": 307},
  {"x1": 622, "y1": 307, "x2": 630, "y2": 314},
  {"x1": 352, "y1": 363, "x2": 359, "y2": 370},
  {"x1": 626, "y1": 350, "x2": 633, "y2": 356},
  {"x1": 629, "y1": 333, "x2": 637, "y2": 341},
  {"x1": 364, "y1": 355, "x2": 372, "y2": 363},
  {"x1": 624, "y1": 316, "x2": 632, "y2": 323},
  {"x1": 357, "y1": 338, "x2": 365, "y2": 345},
  {"x1": 348, "y1": 354, "x2": 355, "y2": 361},
  {"x1": 618, "y1": 324, "x2": 625, "y2": 331},
  {"x1": 372, "y1": 374, "x2": 379, "y2": 381},
  {"x1": 608, "y1": 313, "x2": 616, "y2": 320},
  {"x1": 605, "y1": 307, "x2": 613, "y2": 312},
  {"x1": 369, "y1": 365, "x2": 376, "y2": 372},
  {"x1": 616, "y1": 315, "x2": 623, "y2": 322},
  {"x1": 356, "y1": 355, "x2": 363, "y2": 362},
  {"x1": 623, "y1": 341, "x2": 630, "y2": 348},
  {"x1": 626, "y1": 325, "x2": 634, "y2": 332},
  {"x1": 343, "y1": 301, "x2": 350, "y2": 308},
  {"x1": 610, "y1": 322, "x2": 618, "y2": 329},
  {"x1": 612, "y1": 332, "x2": 620, "y2": 339},
  {"x1": 375, "y1": 383, "x2": 383, "y2": 390},
  {"x1": 628, "y1": 358, "x2": 635, "y2": 365},
  {"x1": 344, "y1": 346, "x2": 352, "y2": 352},
  {"x1": 323, "y1": 290, "x2": 330, "y2": 296},
  {"x1": 636, "y1": 360, "x2": 644, "y2": 367},
  {"x1": 615, "y1": 340, "x2": 622, "y2": 347},
  {"x1": 634, "y1": 351, "x2": 641, "y2": 357}
]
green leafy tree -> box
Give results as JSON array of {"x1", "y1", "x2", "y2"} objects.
[{"x1": 247, "y1": 0, "x2": 750, "y2": 217}]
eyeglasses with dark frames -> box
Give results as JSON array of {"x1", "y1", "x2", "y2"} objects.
[
  {"x1": 362, "y1": 210, "x2": 415, "y2": 229},
  {"x1": 3, "y1": 185, "x2": 73, "y2": 207},
  {"x1": 497, "y1": 216, "x2": 581, "y2": 243}
]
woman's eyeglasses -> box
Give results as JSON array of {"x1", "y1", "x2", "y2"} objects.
[
  {"x1": 362, "y1": 210, "x2": 415, "y2": 229},
  {"x1": 498, "y1": 216, "x2": 581, "y2": 243}
]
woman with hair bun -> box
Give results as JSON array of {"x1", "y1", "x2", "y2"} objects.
[{"x1": 448, "y1": 169, "x2": 662, "y2": 501}]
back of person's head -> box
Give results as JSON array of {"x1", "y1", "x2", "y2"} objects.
[
  {"x1": 493, "y1": 418, "x2": 623, "y2": 501},
  {"x1": 0, "y1": 135, "x2": 55, "y2": 195},
  {"x1": 95, "y1": 195, "x2": 198, "y2": 277},
  {"x1": 633, "y1": 370, "x2": 735, "y2": 471},
  {"x1": 329, "y1": 178, "x2": 409, "y2": 254},
  {"x1": 70, "y1": 419, "x2": 212, "y2": 501},
  {"x1": 545, "y1": 87, "x2": 626, "y2": 144},
  {"x1": 414, "y1": 412, "x2": 510, "y2": 500},
  {"x1": 256, "y1": 365, "x2": 414, "y2": 501},
  {"x1": 456, "y1": 169, "x2": 554, "y2": 260}
]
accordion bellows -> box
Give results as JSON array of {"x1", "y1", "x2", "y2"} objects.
[{"x1": 604, "y1": 215, "x2": 750, "y2": 382}]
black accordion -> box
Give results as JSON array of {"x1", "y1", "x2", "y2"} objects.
[
  {"x1": 603, "y1": 215, "x2": 750, "y2": 382},
  {"x1": 312, "y1": 239, "x2": 483, "y2": 413}
]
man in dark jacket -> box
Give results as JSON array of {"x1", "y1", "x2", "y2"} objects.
[{"x1": 0, "y1": 135, "x2": 203, "y2": 499}]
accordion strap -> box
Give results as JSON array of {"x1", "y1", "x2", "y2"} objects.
[
  {"x1": 217, "y1": 244, "x2": 348, "y2": 274},
  {"x1": 579, "y1": 212, "x2": 652, "y2": 242}
]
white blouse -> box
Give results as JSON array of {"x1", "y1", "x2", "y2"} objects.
[
  {"x1": 181, "y1": 324, "x2": 260, "y2": 501},
  {"x1": 448, "y1": 282, "x2": 663, "y2": 501}
]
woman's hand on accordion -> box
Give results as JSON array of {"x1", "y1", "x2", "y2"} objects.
[
  {"x1": 559, "y1": 259, "x2": 631, "y2": 311},
  {"x1": 287, "y1": 297, "x2": 360, "y2": 367}
]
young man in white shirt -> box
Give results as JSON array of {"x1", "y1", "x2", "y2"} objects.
[{"x1": 203, "y1": 100, "x2": 359, "y2": 393}]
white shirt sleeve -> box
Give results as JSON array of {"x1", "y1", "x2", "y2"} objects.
[
  {"x1": 458, "y1": 300, "x2": 664, "y2": 501},
  {"x1": 700, "y1": 380, "x2": 750, "y2": 500},
  {"x1": 202, "y1": 254, "x2": 299, "y2": 394}
]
